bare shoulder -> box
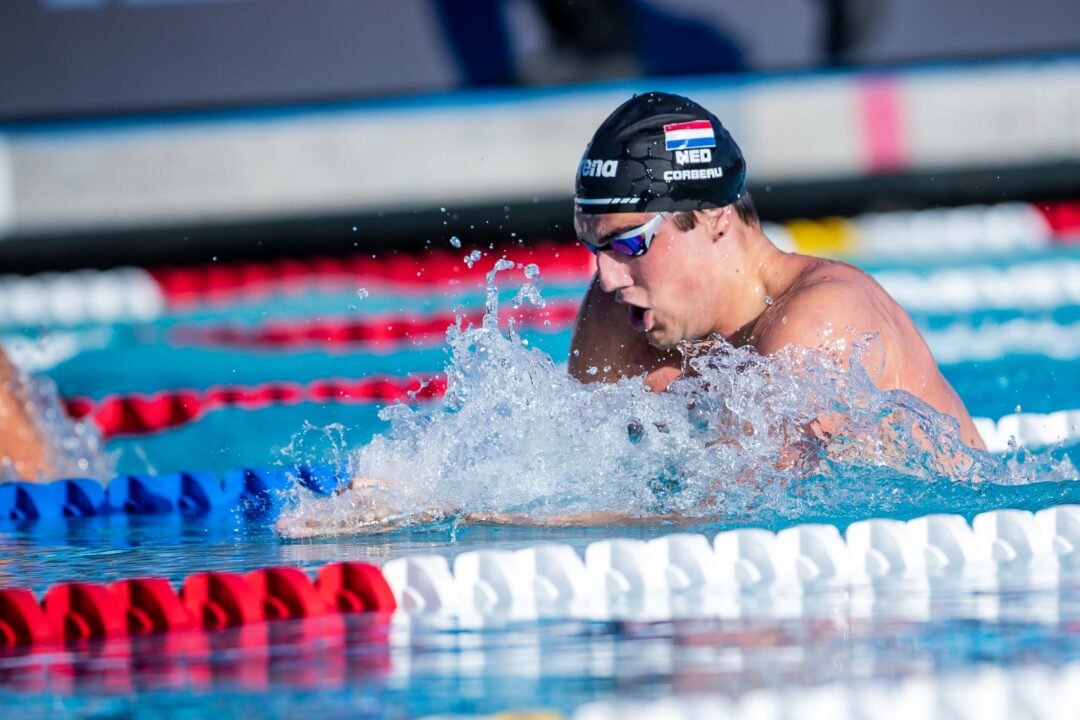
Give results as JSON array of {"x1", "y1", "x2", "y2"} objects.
[
  {"x1": 752, "y1": 259, "x2": 986, "y2": 450},
  {"x1": 753, "y1": 260, "x2": 897, "y2": 368}
]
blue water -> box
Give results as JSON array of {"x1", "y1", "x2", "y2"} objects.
[{"x1": 2, "y1": 245, "x2": 1080, "y2": 716}]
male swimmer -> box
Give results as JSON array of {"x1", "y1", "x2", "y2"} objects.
[
  {"x1": 282, "y1": 92, "x2": 987, "y2": 536},
  {"x1": 568, "y1": 92, "x2": 985, "y2": 450}
]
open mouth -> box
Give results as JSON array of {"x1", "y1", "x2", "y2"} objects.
[{"x1": 628, "y1": 304, "x2": 648, "y2": 332}]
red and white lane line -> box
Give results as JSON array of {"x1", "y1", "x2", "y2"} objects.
[
  {"x1": 1, "y1": 201, "x2": 1078, "y2": 330},
  {"x1": 63, "y1": 373, "x2": 445, "y2": 439},
  {"x1": 168, "y1": 301, "x2": 580, "y2": 351},
  {"x1": 151, "y1": 242, "x2": 594, "y2": 308},
  {"x1": 6, "y1": 504, "x2": 1080, "y2": 658}
]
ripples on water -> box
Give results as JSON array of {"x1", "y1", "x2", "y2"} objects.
[{"x1": 277, "y1": 260, "x2": 1079, "y2": 538}]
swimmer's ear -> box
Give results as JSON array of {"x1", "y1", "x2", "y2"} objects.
[{"x1": 699, "y1": 206, "x2": 733, "y2": 239}]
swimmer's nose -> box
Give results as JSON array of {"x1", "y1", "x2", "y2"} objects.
[{"x1": 596, "y1": 250, "x2": 633, "y2": 293}]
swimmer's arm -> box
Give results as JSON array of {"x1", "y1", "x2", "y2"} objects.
[
  {"x1": 460, "y1": 511, "x2": 688, "y2": 528},
  {"x1": 0, "y1": 347, "x2": 49, "y2": 480},
  {"x1": 568, "y1": 276, "x2": 681, "y2": 392},
  {"x1": 316, "y1": 478, "x2": 687, "y2": 534}
]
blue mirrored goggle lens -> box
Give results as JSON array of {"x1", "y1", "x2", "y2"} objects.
[
  {"x1": 582, "y1": 234, "x2": 645, "y2": 256},
  {"x1": 610, "y1": 234, "x2": 648, "y2": 256},
  {"x1": 580, "y1": 213, "x2": 663, "y2": 257}
]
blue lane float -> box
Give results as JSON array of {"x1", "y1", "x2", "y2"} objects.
[
  {"x1": 0, "y1": 479, "x2": 106, "y2": 521},
  {"x1": 0, "y1": 465, "x2": 344, "y2": 523}
]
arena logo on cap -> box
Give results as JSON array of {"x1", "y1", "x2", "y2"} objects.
[
  {"x1": 580, "y1": 159, "x2": 619, "y2": 178},
  {"x1": 663, "y1": 120, "x2": 716, "y2": 151}
]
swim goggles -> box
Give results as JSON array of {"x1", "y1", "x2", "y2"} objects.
[{"x1": 581, "y1": 212, "x2": 667, "y2": 257}]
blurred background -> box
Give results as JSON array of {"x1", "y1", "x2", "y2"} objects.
[
  {"x1": 2, "y1": 0, "x2": 1079, "y2": 269},
  {"x1": 3, "y1": 6, "x2": 1080, "y2": 712},
  {"x1": 1, "y1": 0, "x2": 1079, "y2": 477}
]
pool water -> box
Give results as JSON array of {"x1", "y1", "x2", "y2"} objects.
[{"x1": 1, "y1": 237, "x2": 1079, "y2": 717}]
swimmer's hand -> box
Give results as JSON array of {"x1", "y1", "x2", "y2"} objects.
[{"x1": 275, "y1": 476, "x2": 442, "y2": 538}]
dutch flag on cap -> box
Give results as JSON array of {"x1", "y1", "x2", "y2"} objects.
[{"x1": 663, "y1": 120, "x2": 716, "y2": 151}]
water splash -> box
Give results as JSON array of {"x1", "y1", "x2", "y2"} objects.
[
  {"x1": 277, "y1": 263, "x2": 1078, "y2": 537},
  {"x1": 1, "y1": 365, "x2": 114, "y2": 483}
]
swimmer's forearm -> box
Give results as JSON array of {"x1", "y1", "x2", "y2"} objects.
[
  {"x1": 345, "y1": 477, "x2": 691, "y2": 530},
  {"x1": 460, "y1": 510, "x2": 688, "y2": 527}
]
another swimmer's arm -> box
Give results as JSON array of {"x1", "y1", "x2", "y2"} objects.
[
  {"x1": 0, "y1": 347, "x2": 49, "y2": 481},
  {"x1": 569, "y1": 276, "x2": 681, "y2": 392}
]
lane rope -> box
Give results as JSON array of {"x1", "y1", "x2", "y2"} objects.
[
  {"x1": 0, "y1": 407, "x2": 1075, "y2": 524},
  {"x1": 1, "y1": 201, "x2": 1077, "y2": 330},
  {"x1": 63, "y1": 373, "x2": 445, "y2": 439},
  {"x1": 5, "y1": 504, "x2": 1080, "y2": 653}
]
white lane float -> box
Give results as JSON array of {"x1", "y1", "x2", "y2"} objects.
[{"x1": 385, "y1": 505, "x2": 1080, "y2": 623}]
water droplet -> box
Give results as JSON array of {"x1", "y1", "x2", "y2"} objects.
[
  {"x1": 450, "y1": 236, "x2": 461, "y2": 249},
  {"x1": 356, "y1": 288, "x2": 369, "y2": 300},
  {"x1": 586, "y1": 366, "x2": 599, "y2": 376},
  {"x1": 524, "y1": 263, "x2": 540, "y2": 280},
  {"x1": 764, "y1": 295, "x2": 774, "y2": 306}
]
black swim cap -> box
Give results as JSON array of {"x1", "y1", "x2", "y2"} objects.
[{"x1": 574, "y1": 92, "x2": 746, "y2": 215}]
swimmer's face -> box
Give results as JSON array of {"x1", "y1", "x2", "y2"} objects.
[{"x1": 575, "y1": 207, "x2": 735, "y2": 348}]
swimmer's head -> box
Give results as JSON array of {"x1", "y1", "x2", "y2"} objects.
[
  {"x1": 573, "y1": 91, "x2": 746, "y2": 216},
  {"x1": 574, "y1": 93, "x2": 760, "y2": 349}
]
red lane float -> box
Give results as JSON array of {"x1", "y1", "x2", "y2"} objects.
[
  {"x1": 43, "y1": 582, "x2": 128, "y2": 642},
  {"x1": 1038, "y1": 200, "x2": 1080, "y2": 241},
  {"x1": 0, "y1": 588, "x2": 57, "y2": 646},
  {"x1": 63, "y1": 373, "x2": 446, "y2": 439},
  {"x1": 169, "y1": 300, "x2": 580, "y2": 351},
  {"x1": 151, "y1": 242, "x2": 594, "y2": 308},
  {"x1": 317, "y1": 562, "x2": 398, "y2": 613},
  {"x1": 182, "y1": 572, "x2": 265, "y2": 629},
  {"x1": 112, "y1": 578, "x2": 195, "y2": 635},
  {"x1": 0, "y1": 561, "x2": 395, "y2": 651}
]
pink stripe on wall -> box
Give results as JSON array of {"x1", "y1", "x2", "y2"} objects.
[{"x1": 859, "y1": 77, "x2": 908, "y2": 172}]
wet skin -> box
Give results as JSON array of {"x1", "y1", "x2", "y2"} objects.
[
  {"x1": 0, "y1": 347, "x2": 48, "y2": 480},
  {"x1": 283, "y1": 206, "x2": 991, "y2": 535},
  {"x1": 569, "y1": 206, "x2": 987, "y2": 451}
]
